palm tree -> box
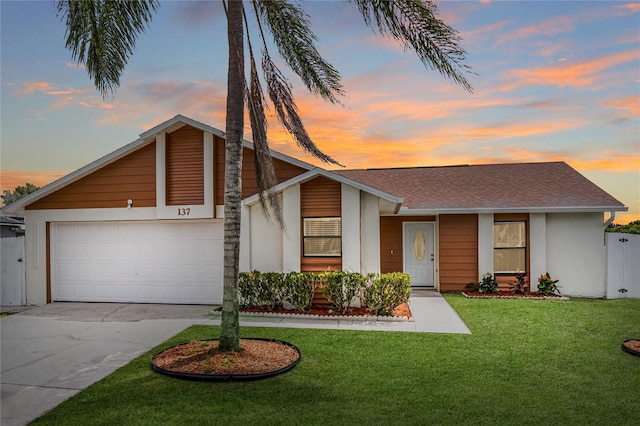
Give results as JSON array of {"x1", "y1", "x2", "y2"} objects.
[{"x1": 56, "y1": 0, "x2": 472, "y2": 351}]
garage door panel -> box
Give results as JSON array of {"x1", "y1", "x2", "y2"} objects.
[{"x1": 52, "y1": 221, "x2": 224, "y2": 304}]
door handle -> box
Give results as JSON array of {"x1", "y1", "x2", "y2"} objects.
[{"x1": 17, "y1": 258, "x2": 23, "y2": 262}]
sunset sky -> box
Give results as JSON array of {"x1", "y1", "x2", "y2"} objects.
[{"x1": 1, "y1": 1, "x2": 638, "y2": 223}]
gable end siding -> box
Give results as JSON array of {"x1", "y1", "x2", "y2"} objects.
[
  {"x1": 166, "y1": 125, "x2": 204, "y2": 205},
  {"x1": 213, "y1": 139, "x2": 308, "y2": 207},
  {"x1": 26, "y1": 143, "x2": 156, "y2": 210},
  {"x1": 300, "y1": 176, "x2": 342, "y2": 272},
  {"x1": 439, "y1": 214, "x2": 478, "y2": 291}
]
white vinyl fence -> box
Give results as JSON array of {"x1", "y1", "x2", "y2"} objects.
[
  {"x1": 605, "y1": 233, "x2": 640, "y2": 299},
  {"x1": 1, "y1": 236, "x2": 26, "y2": 306}
]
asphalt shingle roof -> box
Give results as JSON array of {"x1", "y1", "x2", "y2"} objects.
[{"x1": 336, "y1": 162, "x2": 625, "y2": 211}]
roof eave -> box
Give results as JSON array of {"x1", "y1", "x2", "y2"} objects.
[
  {"x1": 242, "y1": 168, "x2": 404, "y2": 207},
  {"x1": 393, "y1": 206, "x2": 628, "y2": 216}
]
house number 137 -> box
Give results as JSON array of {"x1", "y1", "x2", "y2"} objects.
[{"x1": 177, "y1": 208, "x2": 191, "y2": 216}]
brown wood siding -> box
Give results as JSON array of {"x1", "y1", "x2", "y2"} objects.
[
  {"x1": 166, "y1": 126, "x2": 204, "y2": 205},
  {"x1": 439, "y1": 214, "x2": 478, "y2": 292},
  {"x1": 26, "y1": 143, "x2": 156, "y2": 210},
  {"x1": 301, "y1": 257, "x2": 342, "y2": 273},
  {"x1": 494, "y1": 213, "x2": 530, "y2": 290},
  {"x1": 300, "y1": 176, "x2": 341, "y2": 217},
  {"x1": 300, "y1": 176, "x2": 342, "y2": 272},
  {"x1": 380, "y1": 216, "x2": 436, "y2": 274},
  {"x1": 213, "y1": 138, "x2": 308, "y2": 208}
]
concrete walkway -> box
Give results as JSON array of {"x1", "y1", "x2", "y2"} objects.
[{"x1": 1, "y1": 293, "x2": 469, "y2": 425}]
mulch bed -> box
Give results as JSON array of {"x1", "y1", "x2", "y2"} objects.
[
  {"x1": 239, "y1": 302, "x2": 412, "y2": 319},
  {"x1": 152, "y1": 338, "x2": 300, "y2": 379},
  {"x1": 622, "y1": 339, "x2": 640, "y2": 357},
  {"x1": 462, "y1": 291, "x2": 569, "y2": 300}
]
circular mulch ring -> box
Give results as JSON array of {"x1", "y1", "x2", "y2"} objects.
[
  {"x1": 151, "y1": 338, "x2": 301, "y2": 382},
  {"x1": 621, "y1": 339, "x2": 640, "y2": 357}
]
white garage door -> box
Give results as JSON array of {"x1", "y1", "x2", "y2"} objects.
[{"x1": 51, "y1": 221, "x2": 223, "y2": 304}]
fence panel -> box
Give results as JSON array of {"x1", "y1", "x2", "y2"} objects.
[
  {"x1": 1, "y1": 236, "x2": 26, "y2": 306},
  {"x1": 606, "y1": 233, "x2": 640, "y2": 299}
]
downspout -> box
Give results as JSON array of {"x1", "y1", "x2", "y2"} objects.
[{"x1": 604, "y1": 211, "x2": 616, "y2": 228}]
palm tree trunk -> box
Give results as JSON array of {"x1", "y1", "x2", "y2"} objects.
[{"x1": 219, "y1": 0, "x2": 244, "y2": 352}]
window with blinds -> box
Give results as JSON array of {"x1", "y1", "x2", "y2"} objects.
[
  {"x1": 494, "y1": 221, "x2": 526, "y2": 273},
  {"x1": 303, "y1": 217, "x2": 341, "y2": 257}
]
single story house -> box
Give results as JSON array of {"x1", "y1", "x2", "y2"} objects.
[{"x1": 3, "y1": 115, "x2": 627, "y2": 305}]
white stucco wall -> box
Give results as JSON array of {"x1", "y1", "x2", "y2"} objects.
[
  {"x1": 360, "y1": 192, "x2": 380, "y2": 274},
  {"x1": 546, "y1": 212, "x2": 605, "y2": 297},
  {"x1": 341, "y1": 184, "x2": 361, "y2": 272},
  {"x1": 282, "y1": 185, "x2": 301, "y2": 272},
  {"x1": 477, "y1": 213, "x2": 494, "y2": 280},
  {"x1": 247, "y1": 196, "x2": 283, "y2": 272},
  {"x1": 528, "y1": 213, "x2": 546, "y2": 291}
]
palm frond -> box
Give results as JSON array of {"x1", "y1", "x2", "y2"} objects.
[
  {"x1": 253, "y1": 0, "x2": 344, "y2": 104},
  {"x1": 349, "y1": 0, "x2": 473, "y2": 92},
  {"x1": 243, "y1": 8, "x2": 283, "y2": 226},
  {"x1": 56, "y1": 0, "x2": 159, "y2": 98},
  {"x1": 263, "y1": 53, "x2": 342, "y2": 166}
]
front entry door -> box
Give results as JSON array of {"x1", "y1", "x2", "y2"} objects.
[{"x1": 404, "y1": 222, "x2": 435, "y2": 288}]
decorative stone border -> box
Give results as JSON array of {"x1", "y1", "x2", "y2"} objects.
[
  {"x1": 151, "y1": 338, "x2": 301, "y2": 382},
  {"x1": 461, "y1": 292, "x2": 569, "y2": 301}
]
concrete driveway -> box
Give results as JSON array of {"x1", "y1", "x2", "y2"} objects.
[
  {"x1": 1, "y1": 304, "x2": 217, "y2": 426},
  {"x1": 1, "y1": 296, "x2": 469, "y2": 425}
]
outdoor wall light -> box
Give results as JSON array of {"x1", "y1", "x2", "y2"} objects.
[{"x1": 127, "y1": 199, "x2": 133, "y2": 209}]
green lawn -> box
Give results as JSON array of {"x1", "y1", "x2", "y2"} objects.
[{"x1": 34, "y1": 295, "x2": 640, "y2": 425}]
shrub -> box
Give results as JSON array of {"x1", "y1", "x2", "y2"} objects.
[
  {"x1": 465, "y1": 282, "x2": 479, "y2": 292},
  {"x1": 362, "y1": 272, "x2": 412, "y2": 316},
  {"x1": 508, "y1": 272, "x2": 528, "y2": 294},
  {"x1": 319, "y1": 271, "x2": 364, "y2": 313},
  {"x1": 283, "y1": 272, "x2": 317, "y2": 312},
  {"x1": 537, "y1": 273, "x2": 560, "y2": 295},
  {"x1": 478, "y1": 272, "x2": 499, "y2": 294},
  {"x1": 238, "y1": 271, "x2": 286, "y2": 310},
  {"x1": 238, "y1": 271, "x2": 258, "y2": 308}
]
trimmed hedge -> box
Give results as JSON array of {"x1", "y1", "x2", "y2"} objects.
[
  {"x1": 238, "y1": 270, "x2": 412, "y2": 316},
  {"x1": 362, "y1": 272, "x2": 412, "y2": 316}
]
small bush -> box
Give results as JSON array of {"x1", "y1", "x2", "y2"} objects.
[
  {"x1": 320, "y1": 271, "x2": 363, "y2": 313},
  {"x1": 284, "y1": 272, "x2": 317, "y2": 312},
  {"x1": 362, "y1": 272, "x2": 412, "y2": 316},
  {"x1": 478, "y1": 273, "x2": 499, "y2": 294},
  {"x1": 465, "y1": 282, "x2": 479, "y2": 292},
  {"x1": 537, "y1": 273, "x2": 560, "y2": 295},
  {"x1": 508, "y1": 272, "x2": 528, "y2": 294}
]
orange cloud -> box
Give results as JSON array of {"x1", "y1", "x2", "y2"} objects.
[
  {"x1": 1, "y1": 170, "x2": 67, "y2": 192},
  {"x1": 17, "y1": 81, "x2": 55, "y2": 95},
  {"x1": 503, "y1": 49, "x2": 639, "y2": 90}
]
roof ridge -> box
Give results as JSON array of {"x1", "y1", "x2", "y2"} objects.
[{"x1": 338, "y1": 161, "x2": 567, "y2": 172}]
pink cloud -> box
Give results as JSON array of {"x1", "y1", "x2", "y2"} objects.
[
  {"x1": 497, "y1": 16, "x2": 574, "y2": 45},
  {"x1": 617, "y1": 3, "x2": 640, "y2": 14},
  {"x1": 602, "y1": 96, "x2": 640, "y2": 116}
]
